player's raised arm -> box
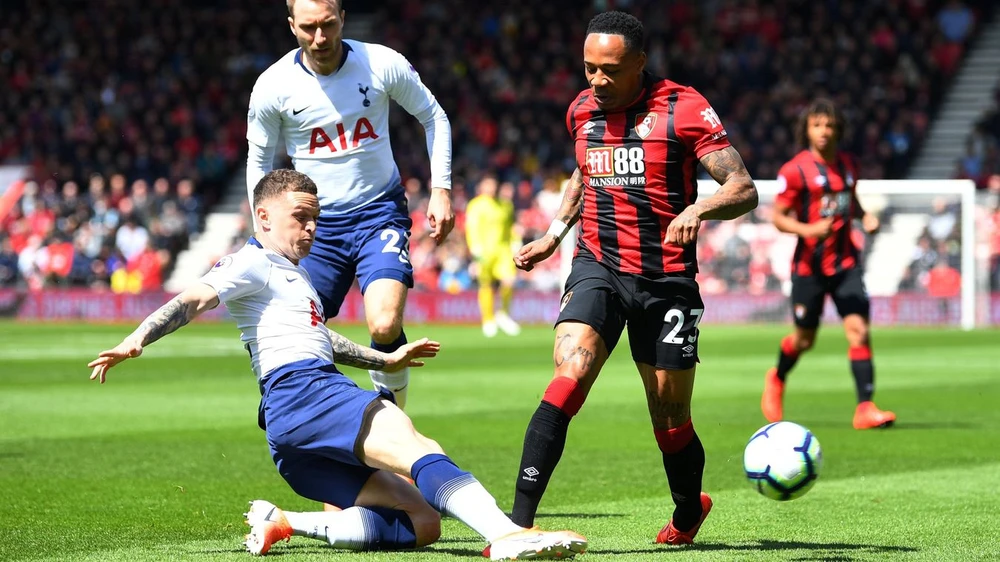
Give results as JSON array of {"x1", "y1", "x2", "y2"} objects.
[
  {"x1": 87, "y1": 283, "x2": 221, "y2": 383},
  {"x1": 513, "y1": 168, "x2": 584, "y2": 272}
]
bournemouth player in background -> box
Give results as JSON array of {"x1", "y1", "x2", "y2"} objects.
[
  {"x1": 510, "y1": 11, "x2": 758, "y2": 545},
  {"x1": 761, "y1": 98, "x2": 896, "y2": 430}
]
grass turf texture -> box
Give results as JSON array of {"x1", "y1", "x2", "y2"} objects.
[{"x1": 1, "y1": 321, "x2": 998, "y2": 561}]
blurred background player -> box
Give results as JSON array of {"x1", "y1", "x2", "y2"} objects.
[
  {"x1": 465, "y1": 175, "x2": 521, "y2": 337},
  {"x1": 762, "y1": 98, "x2": 896, "y2": 430},
  {"x1": 510, "y1": 11, "x2": 757, "y2": 544},
  {"x1": 246, "y1": 0, "x2": 455, "y2": 411},
  {"x1": 88, "y1": 169, "x2": 586, "y2": 561}
]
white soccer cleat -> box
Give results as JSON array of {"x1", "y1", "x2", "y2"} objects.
[
  {"x1": 482, "y1": 321, "x2": 499, "y2": 338},
  {"x1": 495, "y1": 311, "x2": 521, "y2": 336},
  {"x1": 484, "y1": 528, "x2": 588, "y2": 560},
  {"x1": 244, "y1": 500, "x2": 292, "y2": 556}
]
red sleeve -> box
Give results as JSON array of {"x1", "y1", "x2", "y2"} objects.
[
  {"x1": 566, "y1": 93, "x2": 583, "y2": 139},
  {"x1": 672, "y1": 88, "x2": 732, "y2": 159},
  {"x1": 774, "y1": 159, "x2": 804, "y2": 210}
]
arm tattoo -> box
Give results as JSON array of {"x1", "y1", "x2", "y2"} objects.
[
  {"x1": 135, "y1": 296, "x2": 193, "y2": 347},
  {"x1": 555, "y1": 169, "x2": 585, "y2": 226},
  {"x1": 329, "y1": 330, "x2": 387, "y2": 370},
  {"x1": 695, "y1": 147, "x2": 759, "y2": 220}
]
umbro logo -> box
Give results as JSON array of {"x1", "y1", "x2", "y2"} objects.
[
  {"x1": 522, "y1": 466, "x2": 539, "y2": 482},
  {"x1": 682, "y1": 344, "x2": 695, "y2": 354},
  {"x1": 292, "y1": 106, "x2": 308, "y2": 116},
  {"x1": 582, "y1": 121, "x2": 595, "y2": 135}
]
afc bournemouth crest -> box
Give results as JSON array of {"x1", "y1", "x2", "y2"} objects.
[
  {"x1": 794, "y1": 303, "x2": 806, "y2": 320},
  {"x1": 635, "y1": 112, "x2": 657, "y2": 139},
  {"x1": 560, "y1": 291, "x2": 574, "y2": 312}
]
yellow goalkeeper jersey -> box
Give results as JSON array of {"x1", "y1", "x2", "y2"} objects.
[{"x1": 465, "y1": 194, "x2": 515, "y2": 257}]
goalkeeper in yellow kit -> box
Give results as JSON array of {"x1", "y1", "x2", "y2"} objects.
[{"x1": 465, "y1": 176, "x2": 521, "y2": 337}]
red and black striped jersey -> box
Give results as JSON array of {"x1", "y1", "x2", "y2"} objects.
[
  {"x1": 775, "y1": 150, "x2": 862, "y2": 277},
  {"x1": 567, "y1": 72, "x2": 731, "y2": 276}
]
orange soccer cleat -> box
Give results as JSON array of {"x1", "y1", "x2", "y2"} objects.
[
  {"x1": 761, "y1": 368, "x2": 785, "y2": 423},
  {"x1": 655, "y1": 493, "x2": 713, "y2": 545},
  {"x1": 853, "y1": 401, "x2": 896, "y2": 430},
  {"x1": 244, "y1": 500, "x2": 293, "y2": 556}
]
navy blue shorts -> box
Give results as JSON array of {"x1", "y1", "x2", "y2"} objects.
[
  {"x1": 259, "y1": 358, "x2": 395, "y2": 507},
  {"x1": 300, "y1": 194, "x2": 413, "y2": 319}
]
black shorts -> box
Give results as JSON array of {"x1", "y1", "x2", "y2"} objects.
[
  {"x1": 556, "y1": 256, "x2": 704, "y2": 370},
  {"x1": 790, "y1": 268, "x2": 870, "y2": 329}
]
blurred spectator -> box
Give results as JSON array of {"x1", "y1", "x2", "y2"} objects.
[
  {"x1": 927, "y1": 198, "x2": 958, "y2": 241},
  {"x1": 937, "y1": 0, "x2": 975, "y2": 43},
  {"x1": 0, "y1": 237, "x2": 19, "y2": 285}
]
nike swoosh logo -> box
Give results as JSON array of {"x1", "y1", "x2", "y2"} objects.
[
  {"x1": 292, "y1": 106, "x2": 307, "y2": 115},
  {"x1": 286, "y1": 275, "x2": 296, "y2": 282}
]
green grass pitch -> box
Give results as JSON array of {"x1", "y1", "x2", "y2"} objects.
[{"x1": 1, "y1": 321, "x2": 999, "y2": 561}]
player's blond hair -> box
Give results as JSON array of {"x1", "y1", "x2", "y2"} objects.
[{"x1": 287, "y1": 0, "x2": 342, "y2": 18}]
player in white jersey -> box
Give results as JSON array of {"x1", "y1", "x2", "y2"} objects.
[
  {"x1": 246, "y1": 0, "x2": 455, "y2": 411},
  {"x1": 87, "y1": 170, "x2": 586, "y2": 560}
]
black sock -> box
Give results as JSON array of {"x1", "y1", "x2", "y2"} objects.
[
  {"x1": 663, "y1": 433, "x2": 706, "y2": 532},
  {"x1": 776, "y1": 351, "x2": 799, "y2": 382},
  {"x1": 511, "y1": 401, "x2": 571, "y2": 527},
  {"x1": 851, "y1": 359, "x2": 875, "y2": 403}
]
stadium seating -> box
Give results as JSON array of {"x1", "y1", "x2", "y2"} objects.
[{"x1": 0, "y1": 0, "x2": 996, "y2": 292}]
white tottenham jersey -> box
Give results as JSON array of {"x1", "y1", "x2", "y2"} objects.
[
  {"x1": 247, "y1": 40, "x2": 451, "y2": 216},
  {"x1": 199, "y1": 239, "x2": 333, "y2": 381}
]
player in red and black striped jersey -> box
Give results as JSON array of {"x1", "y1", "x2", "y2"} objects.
[
  {"x1": 762, "y1": 98, "x2": 896, "y2": 431},
  {"x1": 509, "y1": 11, "x2": 758, "y2": 545}
]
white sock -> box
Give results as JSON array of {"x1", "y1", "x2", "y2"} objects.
[
  {"x1": 282, "y1": 508, "x2": 372, "y2": 549},
  {"x1": 439, "y1": 478, "x2": 523, "y2": 542},
  {"x1": 369, "y1": 367, "x2": 409, "y2": 410}
]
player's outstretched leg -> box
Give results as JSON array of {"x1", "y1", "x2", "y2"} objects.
[
  {"x1": 511, "y1": 377, "x2": 587, "y2": 527},
  {"x1": 362, "y1": 400, "x2": 588, "y2": 559},
  {"x1": 244, "y1": 470, "x2": 440, "y2": 555}
]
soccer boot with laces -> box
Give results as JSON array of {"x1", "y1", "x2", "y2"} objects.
[
  {"x1": 244, "y1": 499, "x2": 293, "y2": 556},
  {"x1": 761, "y1": 367, "x2": 785, "y2": 422},
  {"x1": 655, "y1": 492, "x2": 713, "y2": 545},
  {"x1": 853, "y1": 401, "x2": 896, "y2": 429},
  {"x1": 482, "y1": 527, "x2": 588, "y2": 560}
]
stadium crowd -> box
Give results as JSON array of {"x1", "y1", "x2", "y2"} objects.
[{"x1": 1, "y1": 0, "x2": 997, "y2": 296}]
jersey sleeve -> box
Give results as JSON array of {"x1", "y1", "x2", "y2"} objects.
[
  {"x1": 774, "y1": 160, "x2": 805, "y2": 210},
  {"x1": 198, "y1": 250, "x2": 268, "y2": 304},
  {"x1": 673, "y1": 89, "x2": 731, "y2": 159},
  {"x1": 247, "y1": 75, "x2": 283, "y2": 149},
  {"x1": 382, "y1": 47, "x2": 437, "y2": 116}
]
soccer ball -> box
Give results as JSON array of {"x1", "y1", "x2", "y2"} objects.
[{"x1": 743, "y1": 421, "x2": 822, "y2": 501}]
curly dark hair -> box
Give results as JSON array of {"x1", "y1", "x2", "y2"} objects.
[
  {"x1": 586, "y1": 11, "x2": 644, "y2": 53},
  {"x1": 795, "y1": 98, "x2": 845, "y2": 148}
]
